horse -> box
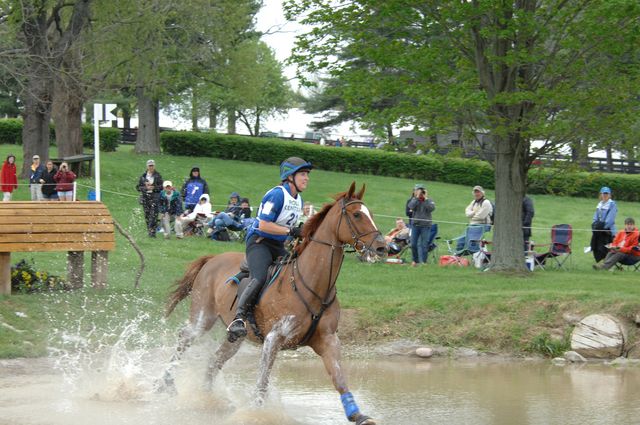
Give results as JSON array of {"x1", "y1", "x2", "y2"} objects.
[{"x1": 160, "y1": 182, "x2": 386, "y2": 425}]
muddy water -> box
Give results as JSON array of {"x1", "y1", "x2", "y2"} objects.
[{"x1": 1, "y1": 349, "x2": 639, "y2": 425}]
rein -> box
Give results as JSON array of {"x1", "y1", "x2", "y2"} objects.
[{"x1": 291, "y1": 198, "x2": 381, "y2": 346}]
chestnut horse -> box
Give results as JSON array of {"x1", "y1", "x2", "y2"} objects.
[{"x1": 160, "y1": 182, "x2": 386, "y2": 425}]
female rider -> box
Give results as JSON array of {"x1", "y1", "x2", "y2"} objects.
[{"x1": 227, "y1": 157, "x2": 313, "y2": 342}]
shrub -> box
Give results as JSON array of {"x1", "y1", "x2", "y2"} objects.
[
  {"x1": 0, "y1": 119, "x2": 119, "y2": 151},
  {"x1": 11, "y1": 259, "x2": 71, "y2": 293},
  {"x1": 0, "y1": 119, "x2": 23, "y2": 145},
  {"x1": 160, "y1": 130, "x2": 640, "y2": 201}
]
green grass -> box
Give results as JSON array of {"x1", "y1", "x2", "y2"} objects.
[{"x1": 1, "y1": 144, "x2": 639, "y2": 358}]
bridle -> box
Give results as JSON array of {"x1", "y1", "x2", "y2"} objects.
[{"x1": 290, "y1": 197, "x2": 382, "y2": 346}]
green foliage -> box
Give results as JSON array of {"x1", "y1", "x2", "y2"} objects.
[
  {"x1": 161, "y1": 131, "x2": 640, "y2": 201},
  {"x1": 527, "y1": 332, "x2": 570, "y2": 358},
  {"x1": 11, "y1": 259, "x2": 70, "y2": 294},
  {"x1": 0, "y1": 119, "x2": 119, "y2": 151},
  {"x1": 0, "y1": 119, "x2": 23, "y2": 144}
]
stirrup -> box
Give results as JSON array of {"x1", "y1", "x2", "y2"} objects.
[{"x1": 226, "y1": 318, "x2": 247, "y2": 342}]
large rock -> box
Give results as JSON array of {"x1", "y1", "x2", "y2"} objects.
[
  {"x1": 563, "y1": 350, "x2": 587, "y2": 363},
  {"x1": 415, "y1": 347, "x2": 434, "y2": 358},
  {"x1": 570, "y1": 314, "x2": 626, "y2": 359}
]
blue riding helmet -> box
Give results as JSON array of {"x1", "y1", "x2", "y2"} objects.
[{"x1": 280, "y1": 157, "x2": 313, "y2": 181}]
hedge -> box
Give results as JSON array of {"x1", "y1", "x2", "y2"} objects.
[
  {"x1": 161, "y1": 131, "x2": 640, "y2": 202},
  {"x1": 0, "y1": 119, "x2": 119, "y2": 152}
]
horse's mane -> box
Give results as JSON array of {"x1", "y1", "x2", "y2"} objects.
[{"x1": 295, "y1": 191, "x2": 349, "y2": 255}]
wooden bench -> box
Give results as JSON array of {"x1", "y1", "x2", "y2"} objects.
[
  {"x1": 50, "y1": 154, "x2": 95, "y2": 177},
  {"x1": 0, "y1": 202, "x2": 115, "y2": 295}
]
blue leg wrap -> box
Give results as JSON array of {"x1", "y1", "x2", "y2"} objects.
[{"x1": 340, "y1": 392, "x2": 360, "y2": 420}]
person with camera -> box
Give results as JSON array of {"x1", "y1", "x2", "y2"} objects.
[
  {"x1": 54, "y1": 162, "x2": 77, "y2": 201},
  {"x1": 226, "y1": 157, "x2": 312, "y2": 342},
  {"x1": 590, "y1": 186, "x2": 618, "y2": 262},
  {"x1": 41, "y1": 160, "x2": 59, "y2": 200},
  {"x1": 407, "y1": 184, "x2": 436, "y2": 266}
]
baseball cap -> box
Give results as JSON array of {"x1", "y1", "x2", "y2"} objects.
[
  {"x1": 32, "y1": 155, "x2": 40, "y2": 160},
  {"x1": 414, "y1": 183, "x2": 426, "y2": 190},
  {"x1": 146, "y1": 159, "x2": 155, "y2": 166},
  {"x1": 600, "y1": 186, "x2": 611, "y2": 194},
  {"x1": 472, "y1": 185, "x2": 485, "y2": 193},
  {"x1": 163, "y1": 180, "x2": 172, "y2": 188}
]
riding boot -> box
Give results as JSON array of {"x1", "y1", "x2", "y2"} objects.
[{"x1": 227, "y1": 278, "x2": 263, "y2": 342}]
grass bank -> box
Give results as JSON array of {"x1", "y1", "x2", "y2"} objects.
[{"x1": 1, "y1": 144, "x2": 639, "y2": 359}]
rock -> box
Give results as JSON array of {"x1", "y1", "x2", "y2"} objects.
[
  {"x1": 415, "y1": 347, "x2": 433, "y2": 358},
  {"x1": 570, "y1": 314, "x2": 626, "y2": 359},
  {"x1": 552, "y1": 357, "x2": 566, "y2": 365},
  {"x1": 626, "y1": 342, "x2": 640, "y2": 359},
  {"x1": 375, "y1": 339, "x2": 422, "y2": 356},
  {"x1": 563, "y1": 351, "x2": 587, "y2": 363},
  {"x1": 563, "y1": 312, "x2": 582, "y2": 325}
]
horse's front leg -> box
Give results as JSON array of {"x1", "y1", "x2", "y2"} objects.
[
  {"x1": 312, "y1": 333, "x2": 376, "y2": 425},
  {"x1": 203, "y1": 338, "x2": 243, "y2": 391}
]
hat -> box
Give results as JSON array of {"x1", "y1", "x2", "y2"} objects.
[
  {"x1": 146, "y1": 159, "x2": 155, "y2": 166},
  {"x1": 163, "y1": 180, "x2": 172, "y2": 188},
  {"x1": 32, "y1": 155, "x2": 40, "y2": 160},
  {"x1": 600, "y1": 186, "x2": 611, "y2": 194},
  {"x1": 414, "y1": 183, "x2": 426, "y2": 190},
  {"x1": 472, "y1": 185, "x2": 485, "y2": 193}
]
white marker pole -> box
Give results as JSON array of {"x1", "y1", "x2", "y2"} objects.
[{"x1": 93, "y1": 104, "x2": 102, "y2": 202}]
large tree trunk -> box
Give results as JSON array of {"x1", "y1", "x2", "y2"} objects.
[
  {"x1": 227, "y1": 108, "x2": 236, "y2": 134},
  {"x1": 123, "y1": 108, "x2": 132, "y2": 129},
  {"x1": 605, "y1": 146, "x2": 613, "y2": 172},
  {"x1": 253, "y1": 109, "x2": 261, "y2": 136},
  {"x1": 21, "y1": 93, "x2": 51, "y2": 178},
  {"x1": 209, "y1": 104, "x2": 218, "y2": 129},
  {"x1": 135, "y1": 86, "x2": 160, "y2": 154},
  {"x1": 191, "y1": 90, "x2": 199, "y2": 131},
  {"x1": 489, "y1": 133, "x2": 528, "y2": 272},
  {"x1": 51, "y1": 57, "x2": 84, "y2": 159}
]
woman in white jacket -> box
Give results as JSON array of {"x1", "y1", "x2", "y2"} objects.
[{"x1": 175, "y1": 194, "x2": 213, "y2": 238}]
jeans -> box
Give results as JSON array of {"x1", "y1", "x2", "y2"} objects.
[
  {"x1": 30, "y1": 183, "x2": 43, "y2": 201},
  {"x1": 411, "y1": 225, "x2": 431, "y2": 263},
  {"x1": 214, "y1": 212, "x2": 238, "y2": 229}
]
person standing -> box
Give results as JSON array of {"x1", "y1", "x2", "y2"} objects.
[
  {"x1": 41, "y1": 160, "x2": 59, "y2": 200},
  {"x1": 226, "y1": 156, "x2": 312, "y2": 342},
  {"x1": 407, "y1": 185, "x2": 436, "y2": 266},
  {"x1": 522, "y1": 195, "x2": 535, "y2": 250},
  {"x1": 54, "y1": 162, "x2": 77, "y2": 201},
  {"x1": 406, "y1": 183, "x2": 425, "y2": 228},
  {"x1": 591, "y1": 186, "x2": 618, "y2": 262},
  {"x1": 1, "y1": 154, "x2": 18, "y2": 201},
  {"x1": 137, "y1": 159, "x2": 163, "y2": 237},
  {"x1": 181, "y1": 167, "x2": 209, "y2": 211},
  {"x1": 159, "y1": 180, "x2": 183, "y2": 239},
  {"x1": 29, "y1": 155, "x2": 45, "y2": 201}
]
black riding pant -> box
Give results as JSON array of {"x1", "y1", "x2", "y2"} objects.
[{"x1": 246, "y1": 234, "x2": 288, "y2": 287}]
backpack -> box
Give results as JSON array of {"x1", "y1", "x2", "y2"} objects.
[
  {"x1": 488, "y1": 200, "x2": 495, "y2": 225},
  {"x1": 214, "y1": 228, "x2": 230, "y2": 242}
]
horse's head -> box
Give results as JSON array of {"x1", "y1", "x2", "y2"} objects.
[{"x1": 333, "y1": 182, "x2": 387, "y2": 258}]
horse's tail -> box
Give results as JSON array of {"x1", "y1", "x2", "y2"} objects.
[{"x1": 166, "y1": 255, "x2": 216, "y2": 317}]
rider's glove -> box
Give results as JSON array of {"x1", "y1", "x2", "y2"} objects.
[{"x1": 288, "y1": 224, "x2": 303, "y2": 239}]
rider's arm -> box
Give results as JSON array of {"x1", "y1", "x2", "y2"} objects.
[{"x1": 259, "y1": 220, "x2": 290, "y2": 235}]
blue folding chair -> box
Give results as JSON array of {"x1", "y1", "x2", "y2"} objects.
[
  {"x1": 426, "y1": 223, "x2": 440, "y2": 263},
  {"x1": 445, "y1": 225, "x2": 486, "y2": 257}
]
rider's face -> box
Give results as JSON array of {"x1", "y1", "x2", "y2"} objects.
[{"x1": 293, "y1": 171, "x2": 309, "y2": 191}]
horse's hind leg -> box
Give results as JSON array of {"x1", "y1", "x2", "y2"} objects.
[
  {"x1": 158, "y1": 310, "x2": 217, "y2": 393},
  {"x1": 203, "y1": 338, "x2": 243, "y2": 391},
  {"x1": 312, "y1": 333, "x2": 376, "y2": 425}
]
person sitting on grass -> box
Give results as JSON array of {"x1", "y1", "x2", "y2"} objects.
[
  {"x1": 175, "y1": 194, "x2": 213, "y2": 239},
  {"x1": 593, "y1": 217, "x2": 640, "y2": 271},
  {"x1": 159, "y1": 180, "x2": 183, "y2": 239}
]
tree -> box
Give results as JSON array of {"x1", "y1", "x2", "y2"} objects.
[{"x1": 287, "y1": 0, "x2": 640, "y2": 271}]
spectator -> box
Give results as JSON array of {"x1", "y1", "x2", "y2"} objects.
[
  {"x1": 238, "y1": 198, "x2": 254, "y2": 229},
  {"x1": 465, "y1": 186, "x2": 493, "y2": 228},
  {"x1": 211, "y1": 192, "x2": 243, "y2": 231},
  {"x1": 406, "y1": 183, "x2": 425, "y2": 227},
  {"x1": 175, "y1": 194, "x2": 213, "y2": 239},
  {"x1": 54, "y1": 161, "x2": 76, "y2": 201},
  {"x1": 159, "y1": 180, "x2": 183, "y2": 239},
  {"x1": 522, "y1": 195, "x2": 535, "y2": 249},
  {"x1": 137, "y1": 159, "x2": 163, "y2": 237},
  {"x1": 385, "y1": 217, "x2": 410, "y2": 244},
  {"x1": 407, "y1": 185, "x2": 436, "y2": 266},
  {"x1": 593, "y1": 217, "x2": 639, "y2": 270},
  {"x1": 299, "y1": 202, "x2": 315, "y2": 224},
  {"x1": 41, "y1": 160, "x2": 59, "y2": 200},
  {"x1": 181, "y1": 167, "x2": 209, "y2": 211},
  {"x1": 1, "y1": 154, "x2": 18, "y2": 202},
  {"x1": 590, "y1": 186, "x2": 617, "y2": 262},
  {"x1": 29, "y1": 154, "x2": 45, "y2": 201}
]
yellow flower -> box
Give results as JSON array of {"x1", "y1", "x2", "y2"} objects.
[{"x1": 35, "y1": 271, "x2": 41, "y2": 279}]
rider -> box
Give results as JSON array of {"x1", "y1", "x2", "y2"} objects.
[{"x1": 227, "y1": 156, "x2": 313, "y2": 342}]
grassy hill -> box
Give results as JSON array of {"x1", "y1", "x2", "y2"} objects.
[{"x1": 1, "y1": 144, "x2": 639, "y2": 358}]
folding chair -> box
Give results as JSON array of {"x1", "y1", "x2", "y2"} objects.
[
  {"x1": 533, "y1": 224, "x2": 572, "y2": 270},
  {"x1": 385, "y1": 234, "x2": 411, "y2": 264},
  {"x1": 445, "y1": 225, "x2": 486, "y2": 258},
  {"x1": 184, "y1": 214, "x2": 209, "y2": 237},
  {"x1": 426, "y1": 223, "x2": 441, "y2": 263},
  {"x1": 613, "y1": 246, "x2": 640, "y2": 271}
]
